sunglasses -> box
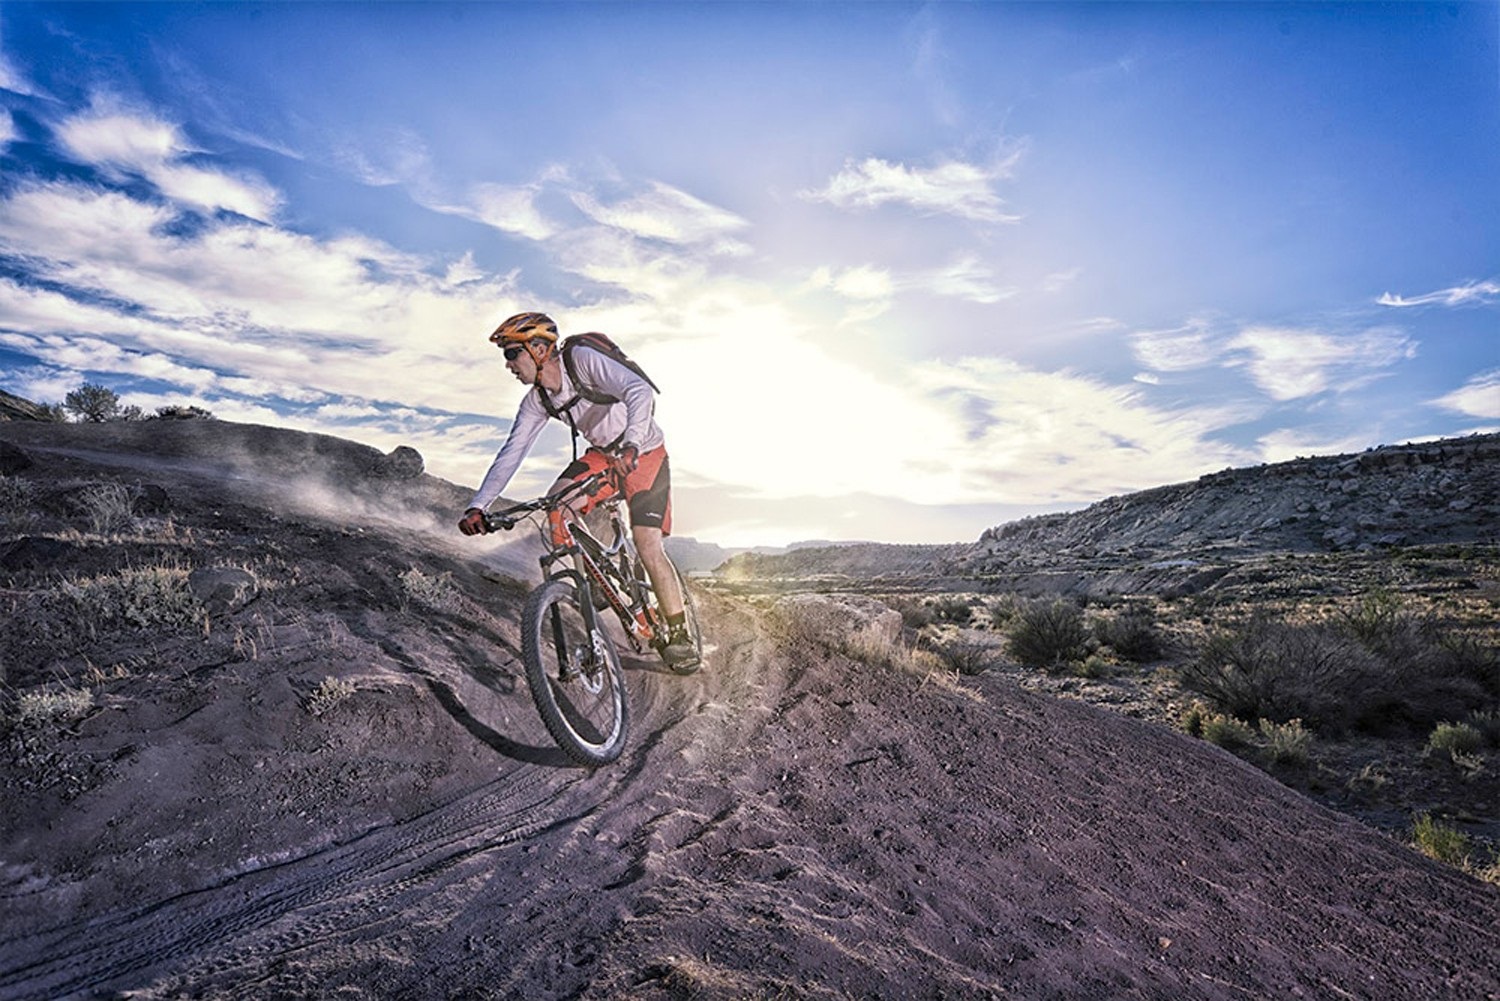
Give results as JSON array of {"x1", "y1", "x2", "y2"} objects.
[{"x1": 502, "y1": 345, "x2": 525, "y2": 361}]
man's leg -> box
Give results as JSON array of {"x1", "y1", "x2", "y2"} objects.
[{"x1": 633, "y1": 524, "x2": 683, "y2": 618}]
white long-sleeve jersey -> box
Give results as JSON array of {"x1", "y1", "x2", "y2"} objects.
[{"x1": 468, "y1": 345, "x2": 665, "y2": 511}]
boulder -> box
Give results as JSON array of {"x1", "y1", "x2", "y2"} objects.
[
  {"x1": 187, "y1": 566, "x2": 260, "y2": 613},
  {"x1": 376, "y1": 446, "x2": 424, "y2": 479}
]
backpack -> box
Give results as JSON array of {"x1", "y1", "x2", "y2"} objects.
[
  {"x1": 536, "y1": 332, "x2": 661, "y2": 456},
  {"x1": 559, "y1": 332, "x2": 660, "y2": 402}
]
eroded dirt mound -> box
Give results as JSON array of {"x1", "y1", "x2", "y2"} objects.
[{"x1": 2, "y1": 420, "x2": 1498, "y2": 999}]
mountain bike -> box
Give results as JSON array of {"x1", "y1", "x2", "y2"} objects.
[{"x1": 486, "y1": 472, "x2": 702, "y2": 766}]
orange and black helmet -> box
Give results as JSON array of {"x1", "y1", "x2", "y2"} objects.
[{"x1": 489, "y1": 311, "x2": 558, "y2": 347}]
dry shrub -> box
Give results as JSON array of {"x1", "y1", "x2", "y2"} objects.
[
  {"x1": 0, "y1": 474, "x2": 38, "y2": 516},
  {"x1": 398, "y1": 567, "x2": 463, "y2": 614},
  {"x1": 76, "y1": 481, "x2": 142, "y2": 535},
  {"x1": 1093, "y1": 606, "x2": 1165, "y2": 663},
  {"x1": 1259, "y1": 717, "x2": 1312, "y2": 767},
  {"x1": 1412, "y1": 813, "x2": 1473, "y2": 868},
  {"x1": 305, "y1": 676, "x2": 357, "y2": 717},
  {"x1": 11, "y1": 686, "x2": 94, "y2": 727},
  {"x1": 56, "y1": 565, "x2": 203, "y2": 638},
  {"x1": 931, "y1": 635, "x2": 994, "y2": 676},
  {"x1": 1007, "y1": 598, "x2": 1091, "y2": 669},
  {"x1": 1182, "y1": 613, "x2": 1491, "y2": 736},
  {"x1": 931, "y1": 597, "x2": 973, "y2": 625},
  {"x1": 1427, "y1": 721, "x2": 1485, "y2": 758}
]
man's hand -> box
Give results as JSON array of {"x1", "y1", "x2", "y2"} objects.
[
  {"x1": 458, "y1": 508, "x2": 490, "y2": 536},
  {"x1": 609, "y1": 442, "x2": 639, "y2": 482}
]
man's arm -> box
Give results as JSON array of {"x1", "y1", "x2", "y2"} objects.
[{"x1": 468, "y1": 393, "x2": 548, "y2": 510}]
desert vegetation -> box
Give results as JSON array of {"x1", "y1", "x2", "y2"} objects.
[{"x1": 841, "y1": 582, "x2": 1500, "y2": 884}]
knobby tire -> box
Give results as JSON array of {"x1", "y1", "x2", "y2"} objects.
[{"x1": 521, "y1": 579, "x2": 629, "y2": 766}]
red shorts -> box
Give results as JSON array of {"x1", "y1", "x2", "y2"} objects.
[{"x1": 562, "y1": 445, "x2": 673, "y2": 535}]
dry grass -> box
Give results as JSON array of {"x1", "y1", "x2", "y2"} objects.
[{"x1": 9, "y1": 685, "x2": 95, "y2": 727}]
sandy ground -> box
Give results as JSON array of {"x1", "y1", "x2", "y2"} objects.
[{"x1": 1, "y1": 420, "x2": 1498, "y2": 1000}]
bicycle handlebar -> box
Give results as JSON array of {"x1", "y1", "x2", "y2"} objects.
[{"x1": 483, "y1": 472, "x2": 614, "y2": 532}]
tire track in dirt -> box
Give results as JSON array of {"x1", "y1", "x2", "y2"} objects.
[
  {"x1": 0, "y1": 766, "x2": 584, "y2": 999},
  {"x1": 0, "y1": 591, "x2": 767, "y2": 999}
]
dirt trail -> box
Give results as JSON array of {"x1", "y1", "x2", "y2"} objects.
[{"x1": 2, "y1": 421, "x2": 1498, "y2": 999}]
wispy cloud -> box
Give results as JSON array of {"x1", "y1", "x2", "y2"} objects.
[
  {"x1": 1131, "y1": 321, "x2": 1219, "y2": 372},
  {"x1": 800, "y1": 156, "x2": 1022, "y2": 223},
  {"x1": 1431, "y1": 369, "x2": 1500, "y2": 420},
  {"x1": 0, "y1": 109, "x2": 15, "y2": 150},
  {"x1": 809, "y1": 264, "x2": 895, "y2": 302},
  {"x1": 810, "y1": 255, "x2": 1011, "y2": 316},
  {"x1": 1227, "y1": 326, "x2": 1416, "y2": 401},
  {"x1": 55, "y1": 107, "x2": 281, "y2": 221},
  {"x1": 922, "y1": 256, "x2": 1015, "y2": 304},
  {"x1": 1377, "y1": 279, "x2": 1500, "y2": 308},
  {"x1": 1256, "y1": 428, "x2": 1378, "y2": 464},
  {"x1": 463, "y1": 181, "x2": 560, "y2": 240},
  {"x1": 911, "y1": 356, "x2": 1251, "y2": 502},
  {"x1": 572, "y1": 181, "x2": 750, "y2": 254}
]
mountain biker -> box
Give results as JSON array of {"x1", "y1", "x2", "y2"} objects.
[{"x1": 458, "y1": 311, "x2": 697, "y2": 668}]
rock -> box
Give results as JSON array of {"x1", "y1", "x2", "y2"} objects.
[
  {"x1": 376, "y1": 446, "x2": 424, "y2": 479},
  {"x1": 770, "y1": 593, "x2": 902, "y2": 649},
  {"x1": 0, "y1": 441, "x2": 32, "y2": 475},
  {"x1": 188, "y1": 566, "x2": 260, "y2": 613},
  {"x1": 1323, "y1": 527, "x2": 1358, "y2": 550}
]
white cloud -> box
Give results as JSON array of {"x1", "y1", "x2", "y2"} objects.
[
  {"x1": 55, "y1": 107, "x2": 280, "y2": 220},
  {"x1": 809, "y1": 256, "x2": 1010, "y2": 311},
  {"x1": 0, "y1": 182, "x2": 516, "y2": 343},
  {"x1": 908, "y1": 356, "x2": 1252, "y2": 502},
  {"x1": 57, "y1": 111, "x2": 181, "y2": 166},
  {"x1": 1131, "y1": 323, "x2": 1219, "y2": 372},
  {"x1": 0, "y1": 50, "x2": 37, "y2": 96},
  {"x1": 1431, "y1": 369, "x2": 1500, "y2": 419},
  {"x1": 800, "y1": 156, "x2": 1022, "y2": 223},
  {"x1": 464, "y1": 182, "x2": 560, "y2": 240},
  {"x1": 1227, "y1": 326, "x2": 1416, "y2": 401},
  {"x1": 920, "y1": 256, "x2": 1014, "y2": 304},
  {"x1": 1256, "y1": 428, "x2": 1382, "y2": 464},
  {"x1": 1377, "y1": 279, "x2": 1500, "y2": 308},
  {"x1": 571, "y1": 181, "x2": 750, "y2": 253},
  {"x1": 0, "y1": 109, "x2": 15, "y2": 149},
  {"x1": 809, "y1": 264, "x2": 895, "y2": 301}
]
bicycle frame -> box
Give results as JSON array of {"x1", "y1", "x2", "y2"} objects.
[{"x1": 489, "y1": 474, "x2": 665, "y2": 656}]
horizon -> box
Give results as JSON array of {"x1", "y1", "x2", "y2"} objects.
[{"x1": 1, "y1": 2, "x2": 1496, "y2": 548}]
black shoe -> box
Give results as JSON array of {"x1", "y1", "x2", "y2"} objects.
[{"x1": 661, "y1": 625, "x2": 700, "y2": 674}]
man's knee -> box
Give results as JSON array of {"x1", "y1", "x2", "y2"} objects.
[{"x1": 633, "y1": 525, "x2": 665, "y2": 556}]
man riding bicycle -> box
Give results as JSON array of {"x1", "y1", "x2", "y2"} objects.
[{"x1": 458, "y1": 311, "x2": 697, "y2": 669}]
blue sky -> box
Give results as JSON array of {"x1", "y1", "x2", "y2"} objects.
[{"x1": 0, "y1": 2, "x2": 1496, "y2": 546}]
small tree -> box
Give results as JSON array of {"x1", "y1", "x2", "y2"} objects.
[{"x1": 62, "y1": 382, "x2": 122, "y2": 423}]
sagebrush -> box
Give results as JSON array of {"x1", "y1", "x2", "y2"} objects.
[{"x1": 1007, "y1": 599, "x2": 1091, "y2": 669}]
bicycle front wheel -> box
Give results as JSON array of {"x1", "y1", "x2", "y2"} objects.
[{"x1": 521, "y1": 579, "x2": 629, "y2": 766}]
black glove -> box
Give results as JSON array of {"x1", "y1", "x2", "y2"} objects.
[
  {"x1": 458, "y1": 508, "x2": 490, "y2": 536},
  {"x1": 609, "y1": 442, "x2": 639, "y2": 481}
]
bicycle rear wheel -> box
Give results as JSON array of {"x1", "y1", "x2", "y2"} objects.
[{"x1": 521, "y1": 578, "x2": 629, "y2": 766}]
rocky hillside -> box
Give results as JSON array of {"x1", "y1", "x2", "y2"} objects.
[
  {"x1": 718, "y1": 433, "x2": 1500, "y2": 595},
  {"x1": 0, "y1": 389, "x2": 51, "y2": 422}
]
